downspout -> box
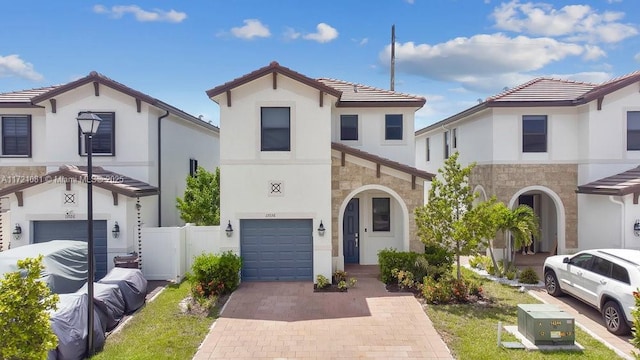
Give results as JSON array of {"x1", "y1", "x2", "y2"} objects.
[
  {"x1": 609, "y1": 195, "x2": 625, "y2": 249},
  {"x1": 157, "y1": 110, "x2": 170, "y2": 227}
]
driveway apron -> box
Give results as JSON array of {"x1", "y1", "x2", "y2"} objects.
[{"x1": 193, "y1": 276, "x2": 452, "y2": 359}]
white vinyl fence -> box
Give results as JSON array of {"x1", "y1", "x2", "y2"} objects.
[{"x1": 141, "y1": 224, "x2": 222, "y2": 281}]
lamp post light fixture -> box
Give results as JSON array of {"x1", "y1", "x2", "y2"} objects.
[
  {"x1": 225, "y1": 221, "x2": 233, "y2": 237},
  {"x1": 112, "y1": 222, "x2": 120, "y2": 239},
  {"x1": 634, "y1": 220, "x2": 640, "y2": 237},
  {"x1": 12, "y1": 224, "x2": 22, "y2": 240},
  {"x1": 317, "y1": 221, "x2": 325, "y2": 236},
  {"x1": 77, "y1": 111, "x2": 102, "y2": 357}
]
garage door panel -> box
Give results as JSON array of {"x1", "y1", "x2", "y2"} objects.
[{"x1": 240, "y1": 219, "x2": 313, "y2": 281}]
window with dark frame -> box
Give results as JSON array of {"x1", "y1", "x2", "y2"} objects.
[
  {"x1": 1, "y1": 115, "x2": 31, "y2": 156},
  {"x1": 522, "y1": 115, "x2": 547, "y2": 153},
  {"x1": 372, "y1": 197, "x2": 390, "y2": 232},
  {"x1": 385, "y1": 114, "x2": 403, "y2": 140},
  {"x1": 426, "y1": 137, "x2": 430, "y2": 161},
  {"x1": 627, "y1": 111, "x2": 640, "y2": 151},
  {"x1": 452, "y1": 128, "x2": 457, "y2": 148},
  {"x1": 444, "y1": 131, "x2": 450, "y2": 159},
  {"x1": 261, "y1": 107, "x2": 290, "y2": 151},
  {"x1": 189, "y1": 158, "x2": 198, "y2": 177},
  {"x1": 340, "y1": 114, "x2": 358, "y2": 141},
  {"x1": 79, "y1": 112, "x2": 115, "y2": 155}
]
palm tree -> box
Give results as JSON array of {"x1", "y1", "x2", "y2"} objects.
[{"x1": 498, "y1": 204, "x2": 540, "y2": 268}]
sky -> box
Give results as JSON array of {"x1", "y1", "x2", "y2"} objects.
[{"x1": 1, "y1": 0, "x2": 639, "y2": 130}]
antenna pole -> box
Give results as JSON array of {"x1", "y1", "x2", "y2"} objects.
[{"x1": 390, "y1": 24, "x2": 395, "y2": 91}]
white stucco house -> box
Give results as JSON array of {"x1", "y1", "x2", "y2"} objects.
[
  {"x1": 415, "y1": 71, "x2": 640, "y2": 260},
  {"x1": 0, "y1": 72, "x2": 219, "y2": 278},
  {"x1": 206, "y1": 62, "x2": 433, "y2": 281}
]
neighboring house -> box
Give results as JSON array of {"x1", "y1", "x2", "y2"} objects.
[
  {"x1": 415, "y1": 71, "x2": 640, "y2": 259},
  {"x1": 206, "y1": 61, "x2": 432, "y2": 281},
  {"x1": 0, "y1": 72, "x2": 219, "y2": 278}
]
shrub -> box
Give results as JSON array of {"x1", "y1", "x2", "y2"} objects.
[
  {"x1": 505, "y1": 269, "x2": 517, "y2": 280},
  {"x1": 422, "y1": 276, "x2": 453, "y2": 304},
  {"x1": 423, "y1": 243, "x2": 454, "y2": 269},
  {"x1": 348, "y1": 277, "x2": 358, "y2": 288},
  {"x1": 468, "y1": 255, "x2": 482, "y2": 269},
  {"x1": 316, "y1": 275, "x2": 330, "y2": 289},
  {"x1": 518, "y1": 267, "x2": 540, "y2": 284},
  {"x1": 391, "y1": 268, "x2": 417, "y2": 290},
  {"x1": 0, "y1": 256, "x2": 59, "y2": 359},
  {"x1": 333, "y1": 270, "x2": 347, "y2": 283},
  {"x1": 378, "y1": 249, "x2": 419, "y2": 284},
  {"x1": 450, "y1": 278, "x2": 469, "y2": 302},
  {"x1": 466, "y1": 279, "x2": 483, "y2": 297},
  {"x1": 632, "y1": 290, "x2": 640, "y2": 353},
  {"x1": 337, "y1": 281, "x2": 348, "y2": 291},
  {"x1": 190, "y1": 251, "x2": 242, "y2": 298}
]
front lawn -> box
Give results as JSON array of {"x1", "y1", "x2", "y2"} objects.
[
  {"x1": 91, "y1": 281, "x2": 216, "y2": 360},
  {"x1": 424, "y1": 268, "x2": 623, "y2": 360}
]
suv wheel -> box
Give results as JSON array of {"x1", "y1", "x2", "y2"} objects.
[
  {"x1": 602, "y1": 301, "x2": 631, "y2": 335},
  {"x1": 544, "y1": 270, "x2": 563, "y2": 297}
]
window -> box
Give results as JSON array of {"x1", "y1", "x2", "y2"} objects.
[
  {"x1": 611, "y1": 263, "x2": 630, "y2": 284},
  {"x1": 79, "y1": 112, "x2": 115, "y2": 155},
  {"x1": 340, "y1": 115, "x2": 358, "y2": 141},
  {"x1": 444, "y1": 131, "x2": 450, "y2": 159},
  {"x1": 385, "y1": 114, "x2": 403, "y2": 140},
  {"x1": 569, "y1": 253, "x2": 593, "y2": 269},
  {"x1": 425, "y1": 137, "x2": 430, "y2": 161},
  {"x1": 522, "y1": 115, "x2": 547, "y2": 152},
  {"x1": 627, "y1": 111, "x2": 640, "y2": 150},
  {"x1": 1, "y1": 115, "x2": 31, "y2": 156},
  {"x1": 372, "y1": 197, "x2": 390, "y2": 232},
  {"x1": 261, "y1": 107, "x2": 290, "y2": 151},
  {"x1": 590, "y1": 257, "x2": 611, "y2": 277},
  {"x1": 452, "y1": 128, "x2": 457, "y2": 149},
  {"x1": 189, "y1": 158, "x2": 198, "y2": 177}
]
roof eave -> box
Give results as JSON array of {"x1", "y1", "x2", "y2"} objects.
[
  {"x1": 336, "y1": 100, "x2": 426, "y2": 108},
  {"x1": 0, "y1": 103, "x2": 44, "y2": 109}
]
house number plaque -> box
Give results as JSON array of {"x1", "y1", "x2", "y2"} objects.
[{"x1": 265, "y1": 213, "x2": 276, "y2": 218}]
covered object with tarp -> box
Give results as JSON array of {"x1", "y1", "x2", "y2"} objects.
[
  {"x1": 76, "y1": 282, "x2": 126, "y2": 332},
  {"x1": 47, "y1": 292, "x2": 105, "y2": 360},
  {"x1": 98, "y1": 267, "x2": 147, "y2": 313},
  {"x1": 0, "y1": 240, "x2": 87, "y2": 294}
]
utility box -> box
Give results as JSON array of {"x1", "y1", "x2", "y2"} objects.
[{"x1": 517, "y1": 304, "x2": 575, "y2": 346}]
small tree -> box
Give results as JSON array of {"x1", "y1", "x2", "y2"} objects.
[
  {"x1": 0, "y1": 255, "x2": 59, "y2": 359},
  {"x1": 498, "y1": 204, "x2": 540, "y2": 267},
  {"x1": 415, "y1": 152, "x2": 485, "y2": 280},
  {"x1": 176, "y1": 166, "x2": 220, "y2": 225}
]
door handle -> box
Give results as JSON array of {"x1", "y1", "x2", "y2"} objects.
[
  {"x1": 577, "y1": 271, "x2": 582, "y2": 276},
  {"x1": 599, "y1": 279, "x2": 607, "y2": 285},
  {"x1": 355, "y1": 233, "x2": 359, "y2": 247}
]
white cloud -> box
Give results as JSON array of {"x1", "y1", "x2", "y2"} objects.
[
  {"x1": 359, "y1": 38, "x2": 369, "y2": 46},
  {"x1": 492, "y1": 0, "x2": 637, "y2": 43},
  {"x1": 0, "y1": 54, "x2": 43, "y2": 81},
  {"x1": 283, "y1": 27, "x2": 301, "y2": 41},
  {"x1": 303, "y1": 23, "x2": 338, "y2": 43},
  {"x1": 231, "y1": 19, "x2": 271, "y2": 40},
  {"x1": 93, "y1": 4, "x2": 186, "y2": 23},
  {"x1": 582, "y1": 45, "x2": 606, "y2": 60},
  {"x1": 404, "y1": 0, "x2": 415, "y2": 4},
  {"x1": 380, "y1": 34, "x2": 607, "y2": 92}
]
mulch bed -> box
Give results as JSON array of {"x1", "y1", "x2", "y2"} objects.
[{"x1": 314, "y1": 284, "x2": 348, "y2": 292}]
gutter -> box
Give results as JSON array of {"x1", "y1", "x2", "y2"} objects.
[
  {"x1": 157, "y1": 110, "x2": 170, "y2": 226},
  {"x1": 609, "y1": 196, "x2": 625, "y2": 248}
]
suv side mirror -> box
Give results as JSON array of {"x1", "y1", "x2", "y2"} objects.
[{"x1": 563, "y1": 257, "x2": 570, "y2": 264}]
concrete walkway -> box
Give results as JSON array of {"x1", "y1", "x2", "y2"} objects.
[{"x1": 193, "y1": 274, "x2": 452, "y2": 359}]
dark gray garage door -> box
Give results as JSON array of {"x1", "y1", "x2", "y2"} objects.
[
  {"x1": 240, "y1": 219, "x2": 313, "y2": 281},
  {"x1": 33, "y1": 220, "x2": 108, "y2": 280}
]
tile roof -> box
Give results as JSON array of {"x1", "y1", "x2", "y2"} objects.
[
  {"x1": 331, "y1": 142, "x2": 434, "y2": 181},
  {"x1": 318, "y1": 78, "x2": 425, "y2": 108},
  {"x1": 0, "y1": 165, "x2": 158, "y2": 198},
  {"x1": 576, "y1": 166, "x2": 640, "y2": 196},
  {"x1": 487, "y1": 78, "x2": 596, "y2": 103},
  {"x1": 0, "y1": 72, "x2": 218, "y2": 132}
]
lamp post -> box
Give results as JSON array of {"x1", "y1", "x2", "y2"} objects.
[{"x1": 77, "y1": 111, "x2": 102, "y2": 357}]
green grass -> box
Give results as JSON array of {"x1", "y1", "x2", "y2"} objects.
[
  {"x1": 424, "y1": 268, "x2": 624, "y2": 360},
  {"x1": 91, "y1": 281, "x2": 216, "y2": 360}
]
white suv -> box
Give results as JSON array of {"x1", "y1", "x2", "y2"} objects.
[{"x1": 543, "y1": 249, "x2": 640, "y2": 335}]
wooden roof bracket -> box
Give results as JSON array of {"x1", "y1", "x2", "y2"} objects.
[
  {"x1": 412, "y1": 175, "x2": 416, "y2": 190},
  {"x1": 65, "y1": 180, "x2": 71, "y2": 191},
  {"x1": 272, "y1": 71, "x2": 277, "y2": 89},
  {"x1": 597, "y1": 96, "x2": 603, "y2": 111},
  {"x1": 226, "y1": 90, "x2": 231, "y2": 107},
  {"x1": 93, "y1": 81, "x2": 100, "y2": 96},
  {"x1": 341, "y1": 152, "x2": 345, "y2": 166},
  {"x1": 376, "y1": 163, "x2": 381, "y2": 178},
  {"x1": 112, "y1": 192, "x2": 119, "y2": 206},
  {"x1": 634, "y1": 192, "x2": 639, "y2": 205},
  {"x1": 15, "y1": 191, "x2": 23, "y2": 207},
  {"x1": 319, "y1": 91, "x2": 324, "y2": 107},
  {"x1": 50, "y1": 99, "x2": 57, "y2": 113}
]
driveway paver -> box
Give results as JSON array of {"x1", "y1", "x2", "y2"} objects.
[{"x1": 193, "y1": 276, "x2": 452, "y2": 359}]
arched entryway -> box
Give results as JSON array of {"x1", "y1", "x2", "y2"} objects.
[{"x1": 337, "y1": 184, "x2": 409, "y2": 268}]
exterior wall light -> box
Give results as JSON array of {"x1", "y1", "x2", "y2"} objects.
[
  {"x1": 12, "y1": 224, "x2": 22, "y2": 240},
  {"x1": 112, "y1": 222, "x2": 120, "y2": 238},
  {"x1": 634, "y1": 220, "x2": 640, "y2": 237},
  {"x1": 225, "y1": 221, "x2": 233, "y2": 237},
  {"x1": 317, "y1": 221, "x2": 325, "y2": 236}
]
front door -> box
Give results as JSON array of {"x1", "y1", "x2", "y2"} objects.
[{"x1": 343, "y1": 198, "x2": 359, "y2": 264}]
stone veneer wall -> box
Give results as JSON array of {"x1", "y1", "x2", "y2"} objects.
[
  {"x1": 331, "y1": 156, "x2": 425, "y2": 257},
  {"x1": 0, "y1": 166, "x2": 47, "y2": 190},
  {"x1": 471, "y1": 164, "x2": 578, "y2": 249}
]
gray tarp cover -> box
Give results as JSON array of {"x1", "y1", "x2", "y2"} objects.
[
  {"x1": 48, "y1": 292, "x2": 105, "y2": 360},
  {"x1": 98, "y1": 267, "x2": 147, "y2": 313},
  {"x1": 76, "y1": 282, "x2": 126, "y2": 332},
  {"x1": 0, "y1": 240, "x2": 88, "y2": 294}
]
